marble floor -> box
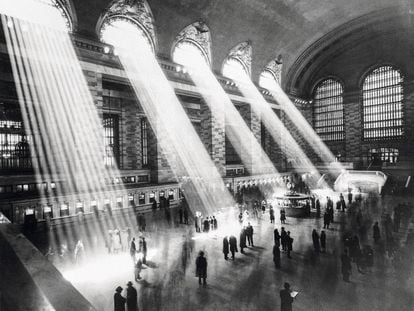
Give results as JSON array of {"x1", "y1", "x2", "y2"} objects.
[{"x1": 30, "y1": 195, "x2": 414, "y2": 311}]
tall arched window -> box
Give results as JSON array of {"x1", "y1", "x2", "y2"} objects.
[
  {"x1": 259, "y1": 70, "x2": 278, "y2": 91},
  {"x1": 313, "y1": 78, "x2": 344, "y2": 141},
  {"x1": 223, "y1": 58, "x2": 249, "y2": 80},
  {"x1": 173, "y1": 41, "x2": 208, "y2": 67},
  {"x1": 362, "y1": 65, "x2": 404, "y2": 140},
  {"x1": 222, "y1": 41, "x2": 251, "y2": 80},
  {"x1": 99, "y1": 0, "x2": 157, "y2": 54},
  {"x1": 172, "y1": 21, "x2": 211, "y2": 68}
]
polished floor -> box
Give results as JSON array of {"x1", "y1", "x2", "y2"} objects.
[{"x1": 31, "y1": 194, "x2": 414, "y2": 311}]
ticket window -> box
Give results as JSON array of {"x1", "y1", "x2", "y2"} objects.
[
  {"x1": 128, "y1": 194, "x2": 135, "y2": 207},
  {"x1": 138, "y1": 193, "x2": 145, "y2": 205},
  {"x1": 159, "y1": 191, "x2": 165, "y2": 199},
  {"x1": 43, "y1": 204, "x2": 53, "y2": 219},
  {"x1": 116, "y1": 197, "x2": 123, "y2": 209},
  {"x1": 75, "y1": 201, "x2": 84, "y2": 214},
  {"x1": 149, "y1": 192, "x2": 155, "y2": 203},
  {"x1": 168, "y1": 190, "x2": 174, "y2": 200},
  {"x1": 60, "y1": 202, "x2": 69, "y2": 217},
  {"x1": 24, "y1": 207, "x2": 37, "y2": 228},
  {"x1": 91, "y1": 200, "x2": 98, "y2": 215}
]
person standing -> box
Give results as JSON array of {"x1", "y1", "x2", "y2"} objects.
[
  {"x1": 114, "y1": 286, "x2": 126, "y2": 311},
  {"x1": 274, "y1": 228, "x2": 281, "y2": 248},
  {"x1": 341, "y1": 250, "x2": 352, "y2": 282},
  {"x1": 240, "y1": 228, "x2": 247, "y2": 253},
  {"x1": 373, "y1": 221, "x2": 381, "y2": 244},
  {"x1": 270, "y1": 207, "x2": 275, "y2": 224},
  {"x1": 138, "y1": 237, "x2": 147, "y2": 265},
  {"x1": 312, "y1": 229, "x2": 320, "y2": 253},
  {"x1": 320, "y1": 231, "x2": 326, "y2": 253},
  {"x1": 273, "y1": 244, "x2": 281, "y2": 268},
  {"x1": 126, "y1": 281, "x2": 138, "y2": 311},
  {"x1": 281, "y1": 227, "x2": 287, "y2": 251},
  {"x1": 280, "y1": 208, "x2": 286, "y2": 224},
  {"x1": 211, "y1": 216, "x2": 216, "y2": 230},
  {"x1": 348, "y1": 190, "x2": 353, "y2": 205},
  {"x1": 223, "y1": 236, "x2": 230, "y2": 260},
  {"x1": 246, "y1": 222, "x2": 254, "y2": 247},
  {"x1": 229, "y1": 235, "x2": 238, "y2": 260},
  {"x1": 203, "y1": 217, "x2": 210, "y2": 232},
  {"x1": 323, "y1": 211, "x2": 330, "y2": 229},
  {"x1": 130, "y1": 237, "x2": 137, "y2": 262},
  {"x1": 279, "y1": 282, "x2": 294, "y2": 311},
  {"x1": 287, "y1": 231, "x2": 293, "y2": 259},
  {"x1": 195, "y1": 251, "x2": 207, "y2": 286}
]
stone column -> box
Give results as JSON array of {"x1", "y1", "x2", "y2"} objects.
[
  {"x1": 199, "y1": 100, "x2": 226, "y2": 176},
  {"x1": 343, "y1": 88, "x2": 363, "y2": 167}
]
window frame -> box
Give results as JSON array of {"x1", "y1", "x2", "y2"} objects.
[{"x1": 312, "y1": 77, "x2": 345, "y2": 142}]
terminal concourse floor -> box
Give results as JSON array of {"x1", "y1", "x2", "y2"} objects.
[{"x1": 29, "y1": 196, "x2": 414, "y2": 311}]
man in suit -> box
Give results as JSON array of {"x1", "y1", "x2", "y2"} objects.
[
  {"x1": 229, "y1": 235, "x2": 238, "y2": 260},
  {"x1": 126, "y1": 281, "x2": 138, "y2": 311},
  {"x1": 223, "y1": 236, "x2": 230, "y2": 260},
  {"x1": 114, "y1": 286, "x2": 126, "y2": 311},
  {"x1": 280, "y1": 282, "x2": 294, "y2": 311},
  {"x1": 246, "y1": 222, "x2": 254, "y2": 247},
  {"x1": 196, "y1": 251, "x2": 207, "y2": 286}
]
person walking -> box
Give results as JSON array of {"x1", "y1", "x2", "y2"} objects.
[
  {"x1": 229, "y1": 235, "x2": 238, "y2": 260},
  {"x1": 323, "y1": 211, "x2": 330, "y2": 229},
  {"x1": 273, "y1": 244, "x2": 281, "y2": 268},
  {"x1": 195, "y1": 251, "x2": 207, "y2": 286},
  {"x1": 240, "y1": 228, "x2": 247, "y2": 253},
  {"x1": 138, "y1": 237, "x2": 147, "y2": 265},
  {"x1": 274, "y1": 228, "x2": 281, "y2": 248},
  {"x1": 312, "y1": 229, "x2": 320, "y2": 252},
  {"x1": 114, "y1": 286, "x2": 126, "y2": 311},
  {"x1": 223, "y1": 236, "x2": 229, "y2": 260},
  {"x1": 287, "y1": 231, "x2": 293, "y2": 259},
  {"x1": 281, "y1": 227, "x2": 287, "y2": 251},
  {"x1": 130, "y1": 237, "x2": 137, "y2": 262},
  {"x1": 279, "y1": 282, "x2": 294, "y2": 311},
  {"x1": 280, "y1": 208, "x2": 286, "y2": 224},
  {"x1": 213, "y1": 216, "x2": 218, "y2": 230},
  {"x1": 270, "y1": 207, "x2": 275, "y2": 224},
  {"x1": 126, "y1": 281, "x2": 138, "y2": 311},
  {"x1": 246, "y1": 222, "x2": 254, "y2": 247},
  {"x1": 320, "y1": 231, "x2": 326, "y2": 253}
]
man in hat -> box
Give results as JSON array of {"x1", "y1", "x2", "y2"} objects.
[
  {"x1": 114, "y1": 286, "x2": 126, "y2": 311},
  {"x1": 195, "y1": 251, "x2": 207, "y2": 286},
  {"x1": 126, "y1": 281, "x2": 138, "y2": 311},
  {"x1": 280, "y1": 282, "x2": 294, "y2": 311}
]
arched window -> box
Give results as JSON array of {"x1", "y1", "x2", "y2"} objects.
[
  {"x1": 172, "y1": 21, "x2": 211, "y2": 68},
  {"x1": 100, "y1": 18, "x2": 154, "y2": 54},
  {"x1": 1, "y1": 0, "x2": 73, "y2": 32},
  {"x1": 362, "y1": 65, "x2": 403, "y2": 140},
  {"x1": 173, "y1": 41, "x2": 209, "y2": 68},
  {"x1": 259, "y1": 59, "x2": 282, "y2": 90},
  {"x1": 259, "y1": 70, "x2": 278, "y2": 91},
  {"x1": 223, "y1": 58, "x2": 249, "y2": 80},
  {"x1": 222, "y1": 41, "x2": 251, "y2": 80},
  {"x1": 313, "y1": 78, "x2": 344, "y2": 141},
  {"x1": 99, "y1": 0, "x2": 156, "y2": 53}
]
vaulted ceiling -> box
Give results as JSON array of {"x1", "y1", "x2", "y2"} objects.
[{"x1": 71, "y1": 0, "x2": 412, "y2": 88}]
